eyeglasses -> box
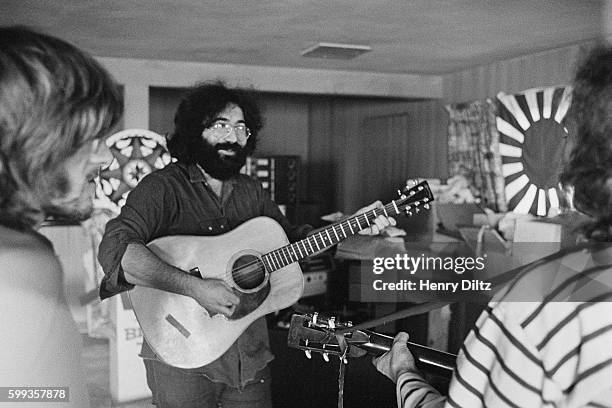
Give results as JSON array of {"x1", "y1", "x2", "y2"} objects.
[{"x1": 205, "y1": 122, "x2": 251, "y2": 141}]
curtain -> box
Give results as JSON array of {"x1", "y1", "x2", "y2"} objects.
[{"x1": 446, "y1": 100, "x2": 506, "y2": 212}]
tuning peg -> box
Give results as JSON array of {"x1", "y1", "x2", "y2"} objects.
[
  {"x1": 312, "y1": 312, "x2": 318, "y2": 325},
  {"x1": 397, "y1": 189, "x2": 402, "y2": 197},
  {"x1": 329, "y1": 317, "x2": 336, "y2": 329},
  {"x1": 424, "y1": 203, "x2": 430, "y2": 210},
  {"x1": 415, "y1": 208, "x2": 420, "y2": 213},
  {"x1": 323, "y1": 353, "x2": 330, "y2": 362},
  {"x1": 305, "y1": 350, "x2": 312, "y2": 359},
  {"x1": 341, "y1": 356, "x2": 348, "y2": 364},
  {"x1": 406, "y1": 179, "x2": 418, "y2": 188}
]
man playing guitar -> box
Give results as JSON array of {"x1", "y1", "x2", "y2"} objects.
[{"x1": 98, "y1": 81, "x2": 394, "y2": 408}]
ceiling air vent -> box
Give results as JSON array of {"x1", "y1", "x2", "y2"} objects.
[{"x1": 300, "y1": 42, "x2": 371, "y2": 60}]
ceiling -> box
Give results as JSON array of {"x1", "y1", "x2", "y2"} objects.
[{"x1": 1, "y1": 0, "x2": 603, "y2": 75}]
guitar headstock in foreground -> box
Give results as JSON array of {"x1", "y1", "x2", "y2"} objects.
[
  {"x1": 287, "y1": 313, "x2": 367, "y2": 362},
  {"x1": 287, "y1": 312, "x2": 456, "y2": 375}
]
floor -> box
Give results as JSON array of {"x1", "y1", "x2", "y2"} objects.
[
  {"x1": 82, "y1": 336, "x2": 152, "y2": 408},
  {"x1": 81, "y1": 330, "x2": 400, "y2": 408}
]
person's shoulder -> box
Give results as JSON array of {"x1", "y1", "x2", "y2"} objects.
[
  {"x1": 143, "y1": 162, "x2": 184, "y2": 181},
  {"x1": 128, "y1": 162, "x2": 186, "y2": 193},
  {"x1": 501, "y1": 245, "x2": 601, "y2": 301},
  {"x1": 0, "y1": 226, "x2": 61, "y2": 290},
  {"x1": 233, "y1": 173, "x2": 259, "y2": 185},
  {"x1": 0, "y1": 225, "x2": 54, "y2": 258},
  {"x1": 232, "y1": 173, "x2": 270, "y2": 199}
]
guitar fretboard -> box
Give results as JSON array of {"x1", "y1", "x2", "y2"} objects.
[{"x1": 261, "y1": 193, "x2": 429, "y2": 273}]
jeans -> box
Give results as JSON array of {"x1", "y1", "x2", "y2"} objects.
[{"x1": 144, "y1": 359, "x2": 273, "y2": 408}]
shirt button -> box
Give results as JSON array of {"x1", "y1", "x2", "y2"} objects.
[
  {"x1": 220, "y1": 225, "x2": 224, "y2": 229},
  {"x1": 208, "y1": 227, "x2": 213, "y2": 231}
]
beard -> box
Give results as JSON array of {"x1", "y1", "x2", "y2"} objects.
[
  {"x1": 41, "y1": 169, "x2": 97, "y2": 222},
  {"x1": 44, "y1": 193, "x2": 94, "y2": 222},
  {"x1": 196, "y1": 138, "x2": 249, "y2": 180}
]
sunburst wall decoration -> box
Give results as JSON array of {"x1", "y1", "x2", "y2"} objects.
[{"x1": 496, "y1": 87, "x2": 572, "y2": 216}]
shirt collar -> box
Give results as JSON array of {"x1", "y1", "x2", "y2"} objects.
[{"x1": 187, "y1": 163, "x2": 205, "y2": 183}]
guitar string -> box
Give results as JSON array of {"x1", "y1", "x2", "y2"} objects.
[{"x1": 226, "y1": 196, "x2": 426, "y2": 287}]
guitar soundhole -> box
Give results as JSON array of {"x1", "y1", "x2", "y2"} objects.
[{"x1": 231, "y1": 254, "x2": 266, "y2": 291}]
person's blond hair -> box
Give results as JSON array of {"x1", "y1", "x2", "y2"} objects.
[{"x1": 0, "y1": 26, "x2": 123, "y2": 229}]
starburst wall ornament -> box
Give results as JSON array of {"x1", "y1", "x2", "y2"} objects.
[{"x1": 96, "y1": 129, "x2": 173, "y2": 208}]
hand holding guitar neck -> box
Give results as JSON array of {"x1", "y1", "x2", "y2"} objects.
[
  {"x1": 355, "y1": 200, "x2": 397, "y2": 235},
  {"x1": 373, "y1": 332, "x2": 421, "y2": 383}
]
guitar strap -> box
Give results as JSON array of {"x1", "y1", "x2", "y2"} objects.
[
  {"x1": 336, "y1": 241, "x2": 609, "y2": 335},
  {"x1": 337, "y1": 358, "x2": 346, "y2": 408},
  {"x1": 335, "y1": 332, "x2": 349, "y2": 408}
]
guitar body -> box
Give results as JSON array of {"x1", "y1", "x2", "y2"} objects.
[{"x1": 128, "y1": 217, "x2": 304, "y2": 368}]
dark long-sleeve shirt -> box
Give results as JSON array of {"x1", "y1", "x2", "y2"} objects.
[{"x1": 98, "y1": 162, "x2": 311, "y2": 388}]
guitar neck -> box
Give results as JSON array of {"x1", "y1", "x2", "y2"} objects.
[
  {"x1": 263, "y1": 202, "x2": 400, "y2": 272},
  {"x1": 358, "y1": 330, "x2": 456, "y2": 376}
]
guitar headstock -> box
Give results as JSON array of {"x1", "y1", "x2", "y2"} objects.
[
  {"x1": 287, "y1": 313, "x2": 367, "y2": 362},
  {"x1": 396, "y1": 179, "x2": 434, "y2": 217},
  {"x1": 288, "y1": 312, "x2": 457, "y2": 374}
]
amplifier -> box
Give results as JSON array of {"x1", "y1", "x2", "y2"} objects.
[
  {"x1": 244, "y1": 155, "x2": 299, "y2": 205},
  {"x1": 298, "y1": 253, "x2": 334, "y2": 298},
  {"x1": 243, "y1": 155, "x2": 300, "y2": 221},
  {"x1": 301, "y1": 271, "x2": 328, "y2": 298}
]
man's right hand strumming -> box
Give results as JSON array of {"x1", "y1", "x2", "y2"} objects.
[
  {"x1": 188, "y1": 278, "x2": 240, "y2": 317},
  {"x1": 121, "y1": 243, "x2": 240, "y2": 317}
]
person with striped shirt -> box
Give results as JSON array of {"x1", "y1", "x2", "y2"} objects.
[{"x1": 374, "y1": 45, "x2": 612, "y2": 408}]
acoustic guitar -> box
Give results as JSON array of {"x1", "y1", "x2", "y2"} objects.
[{"x1": 129, "y1": 181, "x2": 434, "y2": 368}]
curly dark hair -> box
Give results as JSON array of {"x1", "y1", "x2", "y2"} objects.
[
  {"x1": 560, "y1": 45, "x2": 612, "y2": 240},
  {"x1": 167, "y1": 81, "x2": 263, "y2": 163},
  {"x1": 0, "y1": 26, "x2": 123, "y2": 230}
]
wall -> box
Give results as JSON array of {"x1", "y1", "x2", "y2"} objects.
[
  {"x1": 309, "y1": 97, "x2": 447, "y2": 213},
  {"x1": 443, "y1": 40, "x2": 597, "y2": 104}
]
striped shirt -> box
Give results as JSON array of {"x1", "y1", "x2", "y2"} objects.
[{"x1": 397, "y1": 245, "x2": 612, "y2": 408}]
